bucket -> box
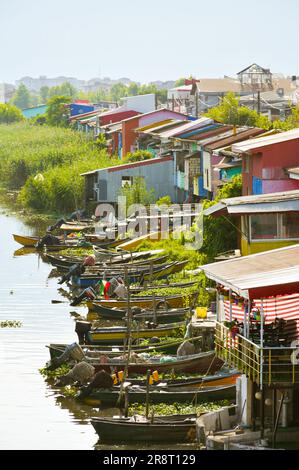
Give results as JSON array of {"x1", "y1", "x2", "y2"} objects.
[
  {"x1": 196, "y1": 307, "x2": 207, "y2": 319},
  {"x1": 68, "y1": 343, "x2": 85, "y2": 361}
]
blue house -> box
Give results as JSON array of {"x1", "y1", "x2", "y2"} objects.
[{"x1": 22, "y1": 104, "x2": 47, "y2": 119}]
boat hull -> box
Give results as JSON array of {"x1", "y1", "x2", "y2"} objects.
[
  {"x1": 83, "y1": 384, "x2": 236, "y2": 407},
  {"x1": 91, "y1": 417, "x2": 197, "y2": 443}
]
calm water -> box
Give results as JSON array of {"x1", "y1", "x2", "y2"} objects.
[
  {"x1": 0, "y1": 209, "x2": 105, "y2": 450},
  {"x1": 0, "y1": 209, "x2": 198, "y2": 451}
]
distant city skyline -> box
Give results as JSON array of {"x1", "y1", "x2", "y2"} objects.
[{"x1": 1, "y1": 0, "x2": 298, "y2": 85}]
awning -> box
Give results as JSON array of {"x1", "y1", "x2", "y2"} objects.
[{"x1": 200, "y1": 244, "x2": 299, "y2": 299}]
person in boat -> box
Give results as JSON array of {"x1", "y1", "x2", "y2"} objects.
[
  {"x1": 47, "y1": 218, "x2": 66, "y2": 232},
  {"x1": 36, "y1": 233, "x2": 61, "y2": 249},
  {"x1": 77, "y1": 370, "x2": 114, "y2": 398},
  {"x1": 67, "y1": 209, "x2": 87, "y2": 221}
]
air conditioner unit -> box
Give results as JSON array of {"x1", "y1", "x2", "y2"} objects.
[{"x1": 94, "y1": 182, "x2": 100, "y2": 199}]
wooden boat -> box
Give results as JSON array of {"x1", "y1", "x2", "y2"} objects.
[
  {"x1": 77, "y1": 321, "x2": 185, "y2": 345},
  {"x1": 48, "y1": 336, "x2": 202, "y2": 360},
  {"x1": 72, "y1": 260, "x2": 188, "y2": 288},
  {"x1": 87, "y1": 304, "x2": 190, "y2": 322},
  {"x1": 127, "y1": 370, "x2": 240, "y2": 389},
  {"x1": 116, "y1": 232, "x2": 165, "y2": 252},
  {"x1": 80, "y1": 384, "x2": 236, "y2": 407},
  {"x1": 91, "y1": 414, "x2": 197, "y2": 443},
  {"x1": 89, "y1": 292, "x2": 198, "y2": 312},
  {"x1": 13, "y1": 234, "x2": 129, "y2": 250},
  {"x1": 46, "y1": 250, "x2": 166, "y2": 270}
]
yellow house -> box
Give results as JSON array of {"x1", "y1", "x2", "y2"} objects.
[{"x1": 204, "y1": 190, "x2": 299, "y2": 256}]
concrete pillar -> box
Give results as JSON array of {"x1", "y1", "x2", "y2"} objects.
[{"x1": 236, "y1": 375, "x2": 254, "y2": 427}]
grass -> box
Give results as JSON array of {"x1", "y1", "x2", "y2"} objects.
[{"x1": 0, "y1": 123, "x2": 120, "y2": 214}]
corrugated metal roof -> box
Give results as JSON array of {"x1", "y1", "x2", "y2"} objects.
[
  {"x1": 287, "y1": 167, "x2": 299, "y2": 175},
  {"x1": 204, "y1": 189, "x2": 299, "y2": 216},
  {"x1": 157, "y1": 117, "x2": 213, "y2": 139},
  {"x1": 232, "y1": 128, "x2": 299, "y2": 154},
  {"x1": 200, "y1": 244, "x2": 299, "y2": 298}
]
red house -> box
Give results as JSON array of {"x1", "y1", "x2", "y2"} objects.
[{"x1": 232, "y1": 129, "x2": 299, "y2": 195}]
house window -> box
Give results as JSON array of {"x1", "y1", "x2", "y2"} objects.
[
  {"x1": 250, "y1": 214, "x2": 278, "y2": 240},
  {"x1": 244, "y1": 156, "x2": 250, "y2": 173},
  {"x1": 122, "y1": 176, "x2": 133, "y2": 188},
  {"x1": 250, "y1": 213, "x2": 299, "y2": 241},
  {"x1": 281, "y1": 213, "x2": 299, "y2": 239}
]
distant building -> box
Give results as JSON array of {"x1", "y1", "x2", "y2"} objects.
[
  {"x1": 22, "y1": 104, "x2": 47, "y2": 119},
  {"x1": 0, "y1": 83, "x2": 15, "y2": 103},
  {"x1": 237, "y1": 63, "x2": 273, "y2": 91}
]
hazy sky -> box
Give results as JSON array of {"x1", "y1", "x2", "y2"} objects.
[{"x1": 1, "y1": 0, "x2": 298, "y2": 84}]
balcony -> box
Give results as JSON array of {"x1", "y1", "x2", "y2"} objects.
[{"x1": 215, "y1": 322, "x2": 299, "y2": 387}]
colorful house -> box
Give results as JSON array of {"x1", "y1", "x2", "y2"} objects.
[
  {"x1": 22, "y1": 104, "x2": 47, "y2": 119},
  {"x1": 204, "y1": 189, "x2": 299, "y2": 256},
  {"x1": 121, "y1": 109, "x2": 193, "y2": 158},
  {"x1": 201, "y1": 244, "x2": 299, "y2": 431},
  {"x1": 81, "y1": 157, "x2": 175, "y2": 206},
  {"x1": 232, "y1": 129, "x2": 299, "y2": 196}
]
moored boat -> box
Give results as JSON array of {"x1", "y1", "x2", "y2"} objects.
[
  {"x1": 91, "y1": 414, "x2": 197, "y2": 443},
  {"x1": 76, "y1": 321, "x2": 185, "y2": 345},
  {"x1": 88, "y1": 291, "x2": 198, "y2": 312},
  {"x1": 80, "y1": 383, "x2": 236, "y2": 407}
]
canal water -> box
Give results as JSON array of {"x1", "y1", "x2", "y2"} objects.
[
  {"x1": 0, "y1": 209, "x2": 197, "y2": 451},
  {"x1": 0, "y1": 209, "x2": 105, "y2": 450}
]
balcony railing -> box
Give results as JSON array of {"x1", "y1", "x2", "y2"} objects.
[{"x1": 215, "y1": 322, "x2": 299, "y2": 386}]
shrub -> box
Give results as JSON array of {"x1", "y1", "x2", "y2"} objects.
[{"x1": 124, "y1": 150, "x2": 153, "y2": 162}]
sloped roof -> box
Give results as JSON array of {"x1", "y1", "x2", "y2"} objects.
[
  {"x1": 232, "y1": 128, "x2": 299, "y2": 154},
  {"x1": 196, "y1": 78, "x2": 242, "y2": 93},
  {"x1": 204, "y1": 189, "x2": 299, "y2": 217},
  {"x1": 200, "y1": 244, "x2": 299, "y2": 299}
]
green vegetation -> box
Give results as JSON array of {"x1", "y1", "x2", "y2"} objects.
[
  {"x1": 124, "y1": 150, "x2": 153, "y2": 163},
  {"x1": 39, "y1": 364, "x2": 72, "y2": 379},
  {"x1": 11, "y1": 84, "x2": 32, "y2": 109},
  {"x1": 0, "y1": 103, "x2": 24, "y2": 124},
  {"x1": 0, "y1": 320, "x2": 22, "y2": 328},
  {"x1": 128, "y1": 401, "x2": 232, "y2": 417},
  {"x1": 0, "y1": 123, "x2": 119, "y2": 214},
  {"x1": 206, "y1": 91, "x2": 299, "y2": 131},
  {"x1": 45, "y1": 95, "x2": 71, "y2": 127},
  {"x1": 156, "y1": 195, "x2": 172, "y2": 206},
  {"x1": 202, "y1": 175, "x2": 242, "y2": 261},
  {"x1": 120, "y1": 176, "x2": 156, "y2": 209}
]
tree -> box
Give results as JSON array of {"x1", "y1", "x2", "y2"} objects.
[
  {"x1": 120, "y1": 177, "x2": 156, "y2": 209},
  {"x1": 110, "y1": 83, "x2": 129, "y2": 102},
  {"x1": 273, "y1": 104, "x2": 299, "y2": 131},
  {"x1": 40, "y1": 86, "x2": 50, "y2": 103},
  {"x1": 0, "y1": 103, "x2": 24, "y2": 124},
  {"x1": 46, "y1": 95, "x2": 71, "y2": 127},
  {"x1": 11, "y1": 84, "x2": 32, "y2": 109},
  {"x1": 48, "y1": 82, "x2": 77, "y2": 99},
  {"x1": 206, "y1": 92, "x2": 272, "y2": 130},
  {"x1": 202, "y1": 175, "x2": 243, "y2": 261}
]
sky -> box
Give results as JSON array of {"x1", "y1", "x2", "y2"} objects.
[{"x1": 1, "y1": 0, "x2": 298, "y2": 84}]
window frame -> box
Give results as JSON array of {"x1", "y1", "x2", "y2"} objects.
[{"x1": 249, "y1": 212, "x2": 299, "y2": 243}]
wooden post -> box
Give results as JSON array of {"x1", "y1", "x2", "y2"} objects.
[
  {"x1": 260, "y1": 388, "x2": 265, "y2": 439},
  {"x1": 272, "y1": 388, "x2": 277, "y2": 446},
  {"x1": 145, "y1": 369, "x2": 151, "y2": 420},
  {"x1": 153, "y1": 294, "x2": 157, "y2": 325},
  {"x1": 124, "y1": 387, "x2": 129, "y2": 418}
]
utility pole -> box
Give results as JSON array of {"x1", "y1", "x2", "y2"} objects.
[{"x1": 257, "y1": 90, "x2": 261, "y2": 115}]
